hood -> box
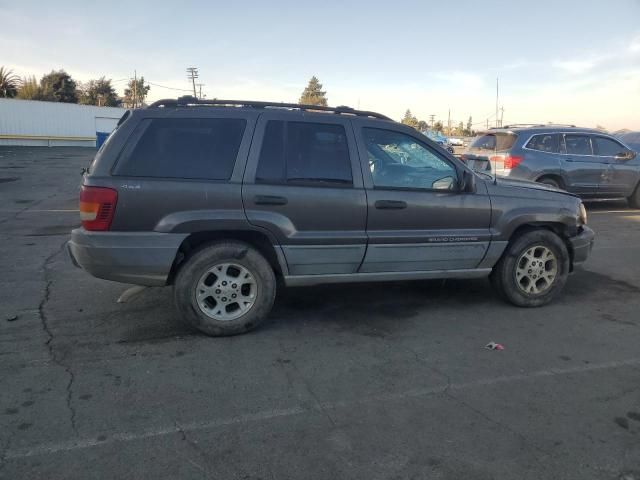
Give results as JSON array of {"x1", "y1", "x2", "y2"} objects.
[{"x1": 492, "y1": 176, "x2": 577, "y2": 197}]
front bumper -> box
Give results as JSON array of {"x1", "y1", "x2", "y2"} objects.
[
  {"x1": 569, "y1": 225, "x2": 595, "y2": 267},
  {"x1": 67, "y1": 229, "x2": 188, "y2": 286}
]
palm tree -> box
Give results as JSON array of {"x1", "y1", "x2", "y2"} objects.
[{"x1": 0, "y1": 67, "x2": 20, "y2": 98}]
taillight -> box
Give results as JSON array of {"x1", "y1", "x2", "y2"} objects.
[
  {"x1": 503, "y1": 155, "x2": 523, "y2": 169},
  {"x1": 79, "y1": 186, "x2": 117, "y2": 231},
  {"x1": 490, "y1": 154, "x2": 523, "y2": 169}
]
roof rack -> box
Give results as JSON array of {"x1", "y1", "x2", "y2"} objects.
[
  {"x1": 490, "y1": 123, "x2": 577, "y2": 129},
  {"x1": 148, "y1": 96, "x2": 392, "y2": 121}
]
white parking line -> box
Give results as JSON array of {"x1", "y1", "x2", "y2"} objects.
[{"x1": 5, "y1": 356, "x2": 640, "y2": 460}]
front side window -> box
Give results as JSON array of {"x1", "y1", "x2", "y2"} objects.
[
  {"x1": 115, "y1": 118, "x2": 246, "y2": 179},
  {"x1": 594, "y1": 136, "x2": 627, "y2": 156},
  {"x1": 256, "y1": 121, "x2": 352, "y2": 185},
  {"x1": 525, "y1": 134, "x2": 559, "y2": 153},
  {"x1": 564, "y1": 134, "x2": 593, "y2": 155},
  {"x1": 363, "y1": 128, "x2": 457, "y2": 190}
]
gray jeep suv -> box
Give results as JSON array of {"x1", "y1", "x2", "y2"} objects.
[
  {"x1": 68, "y1": 98, "x2": 594, "y2": 336},
  {"x1": 462, "y1": 125, "x2": 640, "y2": 207}
]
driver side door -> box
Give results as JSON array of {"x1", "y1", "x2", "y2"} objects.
[{"x1": 353, "y1": 120, "x2": 492, "y2": 273}]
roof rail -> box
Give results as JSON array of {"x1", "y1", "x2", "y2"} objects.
[
  {"x1": 490, "y1": 123, "x2": 577, "y2": 129},
  {"x1": 147, "y1": 96, "x2": 392, "y2": 121}
]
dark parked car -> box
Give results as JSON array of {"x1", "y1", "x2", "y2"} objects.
[
  {"x1": 68, "y1": 98, "x2": 594, "y2": 336},
  {"x1": 462, "y1": 125, "x2": 640, "y2": 207}
]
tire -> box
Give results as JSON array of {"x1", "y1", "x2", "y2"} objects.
[
  {"x1": 173, "y1": 241, "x2": 276, "y2": 336},
  {"x1": 491, "y1": 230, "x2": 570, "y2": 307},
  {"x1": 537, "y1": 177, "x2": 560, "y2": 189},
  {"x1": 628, "y1": 183, "x2": 640, "y2": 209}
]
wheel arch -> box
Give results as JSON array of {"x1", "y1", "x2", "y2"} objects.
[{"x1": 166, "y1": 229, "x2": 287, "y2": 285}]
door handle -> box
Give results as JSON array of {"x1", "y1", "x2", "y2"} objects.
[
  {"x1": 254, "y1": 195, "x2": 288, "y2": 206},
  {"x1": 375, "y1": 200, "x2": 407, "y2": 209}
]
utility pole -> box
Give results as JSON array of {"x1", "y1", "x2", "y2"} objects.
[
  {"x1": 429, "y1": 114, "x2": 435, "y2": 129},
  {"x1": 447, "y1": 109, "x2": 451, "y2": 135},
  {"x1": 133, "y1": 70, "x2": 137, "y2": 109},
  {"x1": 186, "y1": 67, "x2": 199, "y2": 97},
  {"x1": 486, "y1": 118, "x2": 489, "y2": 129},
  {"x1": 196, "y1": 83, "x2": 205, "y2": 99},
  {"x1": 495, "y1": 77, "x2": 499, "y2": 128}
]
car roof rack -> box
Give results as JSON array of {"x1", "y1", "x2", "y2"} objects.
[{"x1": 148, "y1": 96, "x2": 392, "y2": 121}]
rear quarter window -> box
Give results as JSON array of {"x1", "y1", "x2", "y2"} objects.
[
  {"x1": 114, "y1": 117, "x2": 246, "y2": 180},
  {"x1": 470, "y1": 133, "x2": 517, "y2": 152}
]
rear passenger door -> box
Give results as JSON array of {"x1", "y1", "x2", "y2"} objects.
[
  {"x1": 562, "y1": 133, "x2": 607, "y2": 195},
  {"x1": 242, "y1": 113, "x2": 367, "y2": 276}
]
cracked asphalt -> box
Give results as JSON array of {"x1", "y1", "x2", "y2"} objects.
[{"x1": 1, "y1": 147, "x2": 640, "y2": 480}]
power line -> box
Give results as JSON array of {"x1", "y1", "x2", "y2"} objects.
[{"x1": 146, "y1": 81, "x2": 192, "y2": 92}]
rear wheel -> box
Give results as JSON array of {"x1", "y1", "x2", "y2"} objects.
[
  {"x1": 491, "y1": 230, "x2": 570, "y2": 307},
  {"x1": 173, "y1": 241, "x2": 276, "y2": 336},
  {"x1": 628, "y1": 183, "x2": 640, "y2": 209},
  {"x1": 537, "y1": 177, "x2": 561, "y2": 189}
]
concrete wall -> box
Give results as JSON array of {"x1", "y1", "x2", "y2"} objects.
[{"x1": 0, "y1": 98, "x2": 127, "y2": 147}]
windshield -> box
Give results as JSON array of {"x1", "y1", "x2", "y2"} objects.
[{"x1": 470, "y1": 133, "x2": 518, "y2": 152}]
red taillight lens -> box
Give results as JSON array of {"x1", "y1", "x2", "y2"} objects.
[
  {"x1": 79, "y1": 186, "x2": 117, "y2": 231},
  {"x1": 491, "y1": 154, "x2": 523, "y2": 169},
  {"x1": 503, "y1": 155, "x2": 523, "y2": 169}
]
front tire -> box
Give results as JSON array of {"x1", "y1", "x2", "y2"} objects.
[
  {"x1": 537, "y1": 177, "x2": 560, "y2": 189},
  {"x1": 628, "y1": 183, "x2": 640, "y2": 209},
  {"x1": 491, "y1": 230, "x2": 570, "y2": 307},
  {"x1": 173, "y1": 241, "x2": 276, "y2": 336}
]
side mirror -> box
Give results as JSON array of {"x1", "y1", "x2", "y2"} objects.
[
  {"x1": 615, "y1": 150, "x2": 636, "y2": 161},
  {"x1": 459, "y1": 169, "x2": 476, "y2": 193}
]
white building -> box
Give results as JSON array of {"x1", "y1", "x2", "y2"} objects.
[{"x1": 0, "y1": 98, "x2": 127, "y2": 147}]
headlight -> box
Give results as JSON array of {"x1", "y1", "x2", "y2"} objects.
[{"x1": 578, "y1": 203, "x2": 587, "y2": 226}]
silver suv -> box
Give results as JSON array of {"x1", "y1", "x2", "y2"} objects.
[{"x1": 462, "y1": 125, "x2": 640, "y2": 207}]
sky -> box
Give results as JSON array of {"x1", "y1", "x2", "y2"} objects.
[{"x1": 2, "y1": 0, "x2": 640, "y2": 131}]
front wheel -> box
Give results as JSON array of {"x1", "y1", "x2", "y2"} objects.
[
  {"x1": 628, "y1": 183, "x2": 640, "y2": 209},
  {"x1": 173, "y1": 241, "x2": 276, "y2": 336},
  {"x1": 490, "y1": 230, "x2": 570, "y2": 307}
]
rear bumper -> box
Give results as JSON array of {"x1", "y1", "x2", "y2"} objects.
[
  {"x1": 569, "y1": 226, "x2": 595, "y2": 267},
  {"x1": 67, "y1": 229, "x2": 188, "y2": 286}
]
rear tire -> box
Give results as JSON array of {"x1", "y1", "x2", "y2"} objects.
[
  {"x1": 491, "y1": 230, "x2": 570, "y2": 307},
  {"x1": 173, "y1": 241, "x2": 276, "y2": 336},
  {"x1": 537, "y1": 177, "x2": 560, "y2": 189},
  {"x1": 628, "y1": 183, "x2": 640, "y2": 209}
]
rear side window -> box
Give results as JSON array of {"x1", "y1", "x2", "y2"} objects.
[
  {"x1": 256, "y1": 121, "x2": 352, "y2": 185},
  {"x1": 564, "y1": 134, "x2": 593, "y2": 155},
  {"x1": 593, "y1": 136, "x2": 626, "y2": 156},
  {"x1": 525, "y1": 134, "x2": 560, "y2": 153},
  {"x1": 115, "y1": 118, "x2": 246, "y2": 179},
  {"x1": 470, "y1": 133, "x2": 517, "y2": 152}
]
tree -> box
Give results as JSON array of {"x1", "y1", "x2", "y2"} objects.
[
  {"x1": 0, "y1": 66, "x2": 20, "y2": 98},
  {"x1": 595, "y1": 124, "x2": 607, "y2": 132},
  {"x1": 79, "y1": 77, "x2": 119, "y2": 106},
  {"x1": 456, "y1": 121, "x2": 464, "y2": 136},
  {"x1": 123, "y1": 76, "x2": 150, "y2": 108},
  {"x1": 433, "y1": 121, "x2": 444, "y2": 133},
  {"x1": 16, "y1": 76, "x2": 43, "y2": 100},
  {"x1": 417, "y1": 120, "x2": 428, "y2": 132},
  {"x1": 39, "y1": 70, "x2": 78, "y2": 103},
  {"x1": 465, "y1": 116, "x2": 473, "y2": 136},
  {"x1": 299, "y1": 76, "x2": 328, "y2": 106},
  {"x1": 401, "y1": 109, "x2": 419, "y2": 129}
]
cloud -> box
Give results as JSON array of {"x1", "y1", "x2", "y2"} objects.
[
  {"x1": 552, "y1": 60, "x2": 597, "y2": 75},
  {"x1": 432, "y1": 71, "x2": 485, "y2": 90},
  {"x1": 630, "y1": 35, "x2": 640, "y2": 52}
]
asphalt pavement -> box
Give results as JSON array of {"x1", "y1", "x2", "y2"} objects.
[{"x1": 1, "y1": 147, "x2": 639, "y2": 480}]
